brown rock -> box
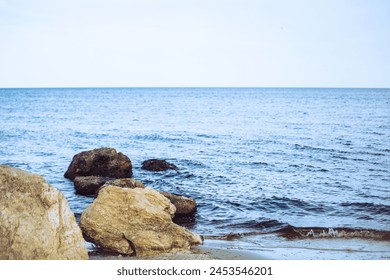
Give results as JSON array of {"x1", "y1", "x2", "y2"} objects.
[
  {"x1": 0, "y1": 165, "x2": 88, "y2": 260},
  {"x1": 64, "y1": 147, "x2": 132, "y2": 180},
  {"x1": 73, "y1": 176, "x2": 110, "y2": 195},
  {"x1": 160, "y1": 191, "x2": 197, "y2": 217},
  {"x1": 141, "y1": 159, "x2": 178, "y2": 171},
  {"x1": 80, "y1": 186, "x2": 202, "y2": 256}
]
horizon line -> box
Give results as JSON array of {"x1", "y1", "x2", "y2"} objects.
[{"x1": 1, "y1": 86, "x2": 389, "y2": 90}]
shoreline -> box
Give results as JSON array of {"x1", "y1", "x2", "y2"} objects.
[
  {"x1": 89, "y1": 239, "x2": 271, "y2": 260},
  {"x1": 89, "y1": 235, "x2": 390, "y2": 260}
]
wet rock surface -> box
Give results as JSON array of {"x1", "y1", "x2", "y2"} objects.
[
  {"x1": 141, "y1": 159, "x2": 178, "y2": 171},
  {"x1": 73, "y1": 176, "x2": 110, "y2": 196},
  {"x1": 64, "y1": 147, "x2": 132, "y2": 179}
]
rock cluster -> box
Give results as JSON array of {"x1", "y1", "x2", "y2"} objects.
[
  {"x1": 0, "y1": 165, "x2": 88, "y2": 260},
  {"x1": 0, "y1": 147, "x2": 200, "y2": 259},
  {"x1": 64, "y1": 147, "x2": 133, "y2": 196},
  {"x1": 64, "y1": 148, "x2": 197, "y2": 218}
]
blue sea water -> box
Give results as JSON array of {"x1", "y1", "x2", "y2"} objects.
[{"x1": 0, "y1": 87, "x2": 389, "y2": 240}]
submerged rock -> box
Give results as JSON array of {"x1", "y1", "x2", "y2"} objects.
[
  {"x1": 141, "y1": 159, "x2": 178, "y2": 171},
  {"x1": 80, "y1": 186, "x2": 202, "y2": 256},
  {"x1": 97, "y1": 178, "x2": 196, "y2": 217},
  {"x1": 0, "y1": 165, "x2": 88, "y2": 260},
  {"x1": 73, "y1": 176, "x2": 110, "y2": 196},
  {"x1": 64, "y1": 147, "x2": 132, "y2": 180}
]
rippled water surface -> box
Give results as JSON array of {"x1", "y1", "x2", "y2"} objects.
[{"x1": 1, "y1": 87, "x2": 389, "y2": 238}]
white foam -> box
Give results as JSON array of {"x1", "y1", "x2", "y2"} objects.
[{"x1": 305, "y1": 228, "x2": 383, "y2": 239}]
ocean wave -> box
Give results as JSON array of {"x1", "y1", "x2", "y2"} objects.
[
  {"x1": 293, "y1": 144, "x2": 350, "y2": 155},
  {"x1": 204, "y1": 225, "x2": 390, "y2": 242},
  {"x1": 230, "y1": 219, "x2": 286, "y2": 231},
  {"x1": 251, "y1": 161, "x2": 270, "y2": 166},
  {"x1": 276, "y1": 226, "x2": 390, "y2": 241},
  {"x1": 269, "y1": 196, "x2": 330, "y2": 213},
  {"x1": 340, "y1": 202, "x2": 390, "y2": 216}
]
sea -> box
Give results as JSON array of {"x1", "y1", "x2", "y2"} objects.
[{"x1": 1, "y1": 87, "x2": 389, "y2": 258}]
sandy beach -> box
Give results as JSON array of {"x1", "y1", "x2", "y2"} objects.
[
  {"x1": 89, "y1": 240, "x2": 270, "y2": 260},
  {"x1": 89, "y1": 235, "x2": 390, "y2": 260}
]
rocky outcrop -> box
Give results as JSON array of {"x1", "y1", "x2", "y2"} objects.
[
  {"x1": 80, "y1": 186, "x2": 202, "y2": 256},
  {"x1": 0, "y1": 165, "x2": 88, "y2": 260},
  {"x1": 141, "y1": 159, "x2": 178, "y2": 171},
  {"x1": 73, "y1": 176, "x2": 110, "y2": 196},
  {"x1": 64, "y1": 147, "x2": 132, "y2": 180},
  {"x1": 97, "y1": 178, "x2": 196, "y2": 217}
]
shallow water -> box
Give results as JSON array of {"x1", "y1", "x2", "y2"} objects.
[{"x1": 1, "y1": 87, "x2": 389, "y2": 241}]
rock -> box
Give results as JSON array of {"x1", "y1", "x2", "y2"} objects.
[
  {"x1": 80, "y1": 186, "x2": 202, "y2": 256},
  {"x1": 73, "y1": 176, "x2": 110, "y2": 196},
  {"x1": 141, "y1": 159, "x2": 178, "y2": 171},
  {"x1": 64, "y1": 147, "x2": 132, "y2": 180},
  {"x1": 94, "y1": 178, "x2": 146, "y2": 198},
  {"x1": 160, "y1": 191, "x2": 197, "y2": 217},
  {"x1": 0, "y1": 165, "x2": 88, "y2": 260},
  {"x1": 97, "y1": 178, "x2": 196, "y2": 216},
  {"x1": 101, "y1": 178, "x2": 147, "y2": 190}
]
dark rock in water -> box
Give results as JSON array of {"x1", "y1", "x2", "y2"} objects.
[
  {"x1": 160, "y1": 191, "x2": 197, "y2": 217},
  {"x1": 276, "y1": 225, "x2": 304, "y2": 239},
  {"x1": 141, "y1": 159, "x2": 178, "y2": 171},
  {"x1": 64, "y1": 147, "x2": 132, "y2": 180},
  {"x1": 74, "y1": 176, "x2": 111, "y2": 196},
  {"x1": 172, "y1": 215, "x2": 196, "y2": 229},
  {"x1": 97, "y1": 178, "x2": 196, "y2": 217}
]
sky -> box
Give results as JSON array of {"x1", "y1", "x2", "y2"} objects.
[{"x1": 0, "y1": 0, "x2": 389, "y2": 88}]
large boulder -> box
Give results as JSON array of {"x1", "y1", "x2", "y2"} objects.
[
  {"x1": 98, "y1": 178, "x2": 196, "y2": 217},
  {"x1": 0, "y1": 165, "x2": 88, "y2": 260},
  {"x1": 141, "y1": 159, "x2": 178, "y2": 171},
  {"x1": 73, "y1": 176, "x2": 110, "y2": 196},
  {"x1": 80, "y1": 186, "x2": 202, "y2": 256},
  {"x1": 64, "y1": 147, "x2": 132, "y2": 180}
]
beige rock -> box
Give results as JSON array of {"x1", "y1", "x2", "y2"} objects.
[
  {"x1": 100, "y1": 178, "x2": 147, "y2": 191},
  {"x1": 0, "y1": 165, "x2": 88, "y2": 260},
  {"x1": 98, "y1": 178, "x2": 197, "y2": 216},
  {"x1": 80, "y1": 186, "x2": 202, "y2": 256}
]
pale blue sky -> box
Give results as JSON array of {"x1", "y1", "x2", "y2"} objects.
[{"x1": 0, "y1": 0, "x2": 389, "y2": 88}]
